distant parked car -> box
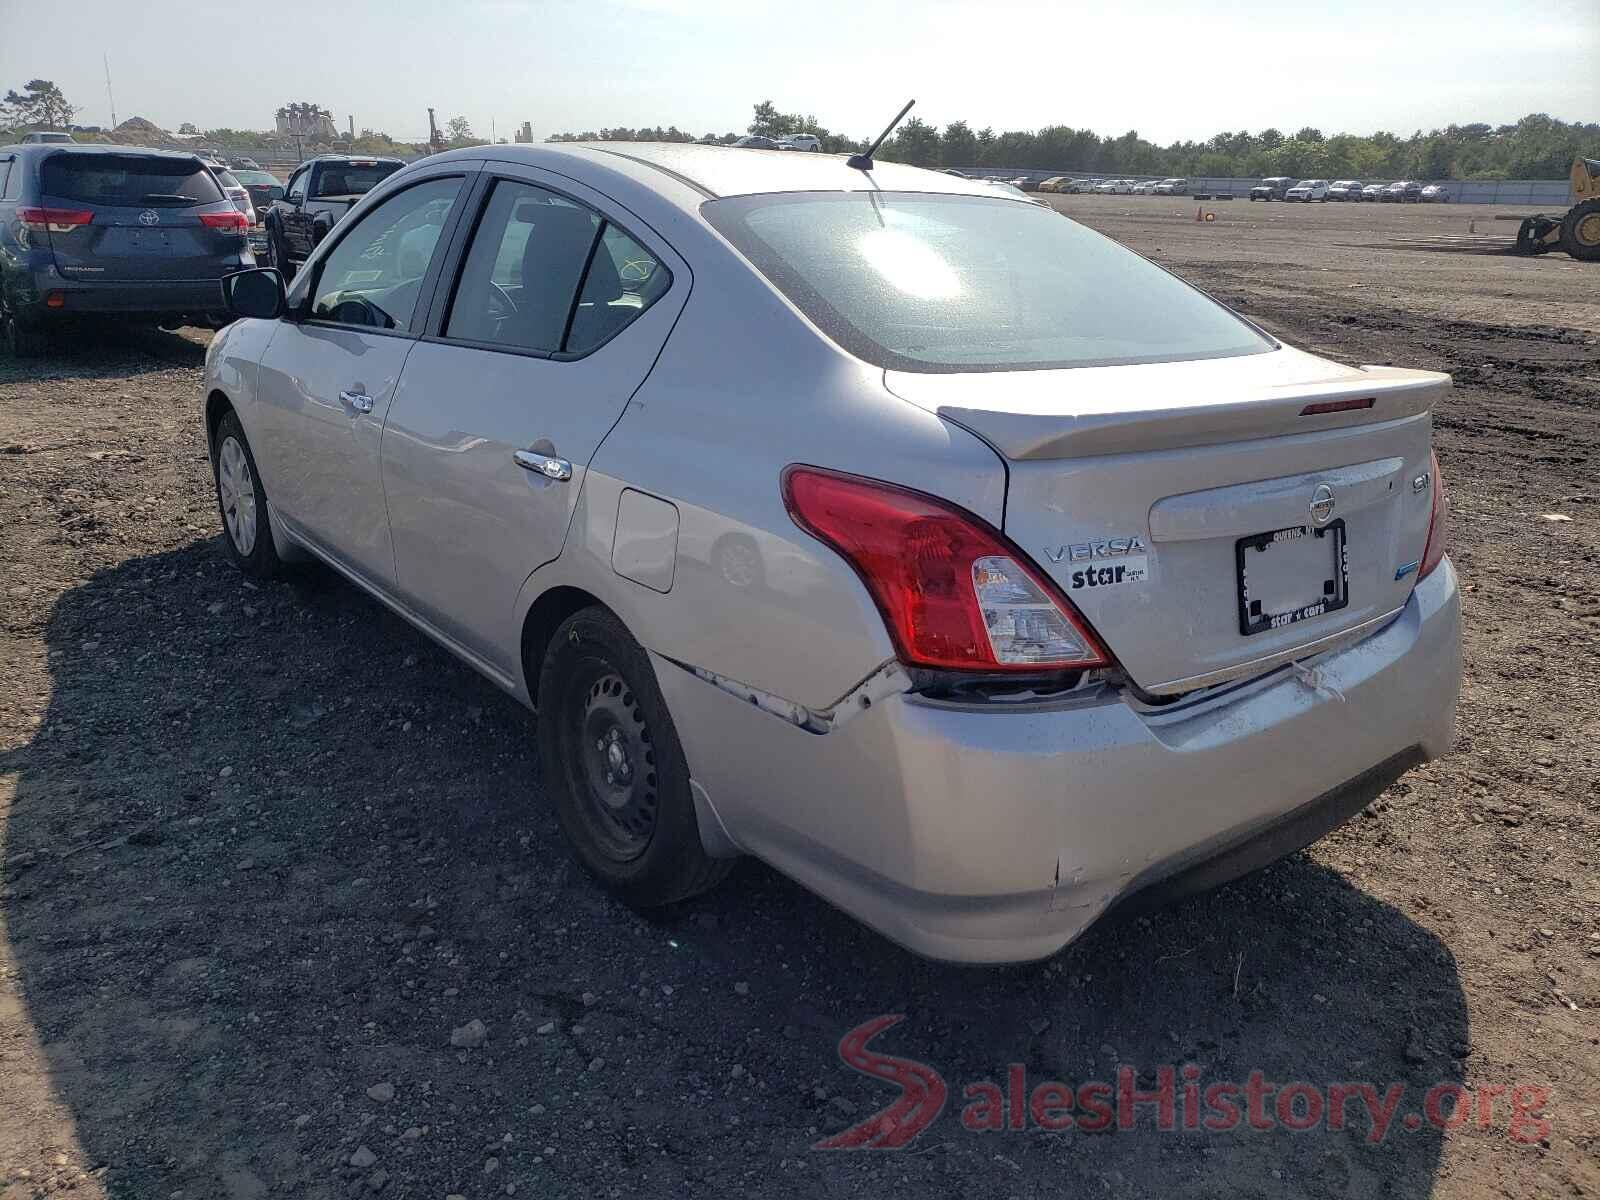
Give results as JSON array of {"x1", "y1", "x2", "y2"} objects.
[
  {"x1": 230, "y1": 157, "x2": 263, "y2": 171},
  {"x1": 1382, "y1": 181, "x2": 1422, "y2": 203},
  {"x1": 1361, "y1": 183, "x2": 1384, "y2": 202},
  {"x1": 0, "y1": 143, "x2": 249, "y2": 353},
  {"x1": 1249, "y1": 176, "x2": 1295, "y2": 201},
  {"x1": 732, "y1": 136, "x2": 781, "y2": 150},
  {"x1": 1285, "y1": 179, "x2": 1330, "y2": 203},
  {"x1": 1065, "y1": 179, "x2": 1095, "y2": 193},
  {"x1": 1327, "y1": 180, "x2": 1364, "y2": 201},
  {"x1": 20, "y1": 131, "x2": 75, "y2": 144},
  {"x1": 229, "y1": 168, "x2": 284, "y2": 215},
  {"x1": 1131, "y1": 179, "x2": 1159, "y2": 195},
  {"x1": 778, "y1": 134, "x2": 821, "y2": 152},
  {"x1": 213, "y1": 169, "x2": 257, "y2": 224},
  {"x1": 1420, "y1": 184, "x2": 1450, "y2": 203},
  {"x1": 1038, "y1": 176, "x2": 1070, "y2": 192},
  {"x1": 1094, "y1": 178, "x2": 1132, "y2": 194},
  {"x1": 981, "y1": 179, "x2": 1050, "y2": 207},
  {"x1": 1153, "y1": 177, "x2": 1188, "y2": 195}
]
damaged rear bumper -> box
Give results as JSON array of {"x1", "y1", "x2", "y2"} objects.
[{"x1": 654, "y1": 560, "x2": 1460, "y2": 964}]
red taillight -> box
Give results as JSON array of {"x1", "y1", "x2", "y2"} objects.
[
  {"x1": 18, "y1": 207, "x2": 93, "y2": 231},
  {"x1": 199, "y1": 210, "x2": 248, "y2": 232},
  {"x1": 782, "y1": 466, "x2": 1109, "y2": 673},
  {"x1": 1419, "y1": 450, "x2": 1450, "y2": 579}
]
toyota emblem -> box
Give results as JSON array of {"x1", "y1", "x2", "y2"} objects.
[
  {"x1": 138, "y1": 209, "x2": 160, "y2": 226},
  {"x1": 1309, "y1": 483, "x2": 1336, "y2": 526}
]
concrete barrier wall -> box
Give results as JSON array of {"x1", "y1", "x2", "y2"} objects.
[{"x1": 962, "y1": 169, "x2": 1574, "y2": 207}]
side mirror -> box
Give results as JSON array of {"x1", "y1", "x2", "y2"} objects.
[{"x1": 224, "y1": 268, "x2": 287, "y2": 320}]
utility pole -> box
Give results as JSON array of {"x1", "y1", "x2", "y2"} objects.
[
  {"x1": 103, "y1": 53, "x2": 117, "y2": 129},
  {"x1": 427, "y1": 107, "x2": 442, "y2": 154}
]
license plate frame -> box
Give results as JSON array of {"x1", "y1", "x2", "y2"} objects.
[{"x1": 1235, "y1": 520, "x2": 1349, "y2": 637}]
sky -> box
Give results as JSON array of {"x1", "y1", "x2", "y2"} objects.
[{"x1": 3, "y1": 0, "x2": 1596, "y2": 145}]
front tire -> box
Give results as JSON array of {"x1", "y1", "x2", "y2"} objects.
[
  {"x1": 538, "y1": 606, "x2": 732, "y2": 906},
  {"x1": 211, "y1": 410, "x2": 284, "y2": 580},
  {"x1": 1559, "y1": 199, "x2": 1600, "y2": 262}
]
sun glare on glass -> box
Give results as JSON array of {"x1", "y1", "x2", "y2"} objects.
[{"x1": 857, "y1": 230, "x2": 961, "y2": 300}]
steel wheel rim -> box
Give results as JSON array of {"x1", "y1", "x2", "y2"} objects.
[
  {"x1": 217, "y1": 436, "x2": 258, "y2": 556},
  {"x1": 575, "y1": 670, "x2": 657, "y2": 862},
  {"x1": 1578, "y1": 213, "x2": 1600, "y2": 247}
]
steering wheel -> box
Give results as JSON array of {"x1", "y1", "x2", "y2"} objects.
[
  {"x1": 325, "y1": 295, "x2": 392, "y2": 329},
  {"x1": 487, "y1": 282, "x2": 516, "y2": 320}
]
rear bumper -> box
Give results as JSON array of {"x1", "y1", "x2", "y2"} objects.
[
  {"x1": 21, "y1": 272, "x2": 244, "y2": 321},
  {"x1": 660, "y1": 560, "x2": 1461, "y2": 964}
]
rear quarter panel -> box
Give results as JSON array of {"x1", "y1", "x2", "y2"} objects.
[{"x1": 518, "y1": 229, "x2": 1008, "y2": 713}]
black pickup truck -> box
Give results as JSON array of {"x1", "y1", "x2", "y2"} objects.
[
  {"x1": 260, "y1": 154, "x2": 406, "y2": 275},
  {"x1": 1248, "y1": 176, "x2": 1295, "y2": 201}
]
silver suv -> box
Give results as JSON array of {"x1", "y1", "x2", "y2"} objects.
[{"x1": 203, "y1": 144, "x2": 1460, "y2": 963}]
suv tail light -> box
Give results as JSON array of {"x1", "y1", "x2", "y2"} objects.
[
  {"x1": 783, "y1": 466, "x2": 1109, "y2": 673},
  {"x1": 199, "y1": 210, "x2": 249, "y2": 233},
  {"x1": 18, "y1": 207, "x2": 92, "y2": 232},
  {"x1": 1419, "y1": 450, "x2": 1450, "y2": 579}
]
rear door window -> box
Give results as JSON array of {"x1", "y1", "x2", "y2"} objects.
[
  {"x1": 40, "y1": 154, "x2": 224, "y2": 208},
  {"x1": 443, "y1": 179, "x2": 672, "y2": 356}
]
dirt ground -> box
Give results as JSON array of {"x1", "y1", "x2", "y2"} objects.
[{"x1": 1, "y1": 196, "x2": 1597, "y2": 1200}]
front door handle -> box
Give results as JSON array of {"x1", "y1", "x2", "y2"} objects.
[
  {"x1": 513, "y1": 449, "x2": 572, "y2": 481},
  {"x1": 338, "y1": 389, "x2": 374, "y2": 415}
]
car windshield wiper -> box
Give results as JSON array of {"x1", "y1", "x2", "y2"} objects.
[{"x1": 141, "y1": 193, "x2": 198, "y2": 203}]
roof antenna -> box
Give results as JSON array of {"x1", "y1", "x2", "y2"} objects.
[{"x1": 847, "y1": 99, "x2": 915, "y2": 171}]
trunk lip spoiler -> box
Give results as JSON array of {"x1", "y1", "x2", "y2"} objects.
[{"x1": 889, "y1": 360, "x2": 1450, "y2": 461}]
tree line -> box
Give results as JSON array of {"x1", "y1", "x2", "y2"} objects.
[
  {"x1": 7, "y1": 76, "x2": 1591, "y2": 181},
  {"x1": 548, "y1": 102, "x2": 1598, "y2": 181}
]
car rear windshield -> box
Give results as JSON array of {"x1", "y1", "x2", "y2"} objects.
[
  {"x1": 40, "y1": 154, "x2": 224, "y2": 208},
  {"x1": 311, "y1": 162, "x2": 403, "y2": 198},
  {"x1": 702, "y1": 191, "x2": 1274, "y2": 373}
]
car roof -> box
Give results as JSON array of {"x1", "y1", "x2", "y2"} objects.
[
  {"x1": 426, "y1": 141, "x2": 1020, "y2": 204},
  {"x1": 299, "y1": 154, "x2": 407, "y2": 166},
  {"x1": 1, "y1": 142, "x2": 204, "y2": 160}
]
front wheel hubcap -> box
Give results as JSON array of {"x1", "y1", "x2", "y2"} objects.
[
  {"x1": 217, "y1": 436, "x2": 258, "y2": 556},
  {"x1": 577, "y1": 671, "x2": 657, "y2": 861}
]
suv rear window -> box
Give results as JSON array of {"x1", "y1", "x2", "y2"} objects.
[
  {"x1": 703, "y1": 191, "x2": 1273, "y2": 373},
  {"x1": 40, "y1": 154, "x2": 224, "y2": 208},
  {"x1": 311, "y1": 163, "x2": 403, "y2": 198}
]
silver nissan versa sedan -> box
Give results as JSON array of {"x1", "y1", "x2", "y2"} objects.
[{"x1": 202, "y1": 143, "x2": 1460, "y2": 963}]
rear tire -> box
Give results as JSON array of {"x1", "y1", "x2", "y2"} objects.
[
  {"x1": 1559, "y1": 199, "x2": 1600, "y2": 262},
  {"x1": 1, "y1": 311, "x2": 49, "y2": 358},
  {"x1": 538, "y1": 606, "x2": 733, "y2": 907},
  {"x1": 211, "y1": 411, "x2": 285, "y2": 580}
]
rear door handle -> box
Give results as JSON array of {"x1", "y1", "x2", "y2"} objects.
[
  {"x1": 338, "y1": 389, "x2": 374, "y2": 414},
  {"x1": 513, "y1": 449, "x2": 572, "y2": 481}
]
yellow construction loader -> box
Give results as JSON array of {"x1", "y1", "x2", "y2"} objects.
[{"x1": 1512, "y1": 156, "x2": 1600, "y2": 260}]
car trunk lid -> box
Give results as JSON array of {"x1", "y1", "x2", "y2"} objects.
[{"x1": 885, "y1": 348, "x2": 1448, "y2": 693}]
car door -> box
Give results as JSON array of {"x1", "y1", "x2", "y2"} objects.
[
  {"x1": 252, "y1": 169, "x2": 472, "y2": 590},
  {"x1": 380, "y1": 168, "x2": 689, "y2": 676},
  {"x1": 280, "y1": 166, "x2": 314, "y2": 261}
]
